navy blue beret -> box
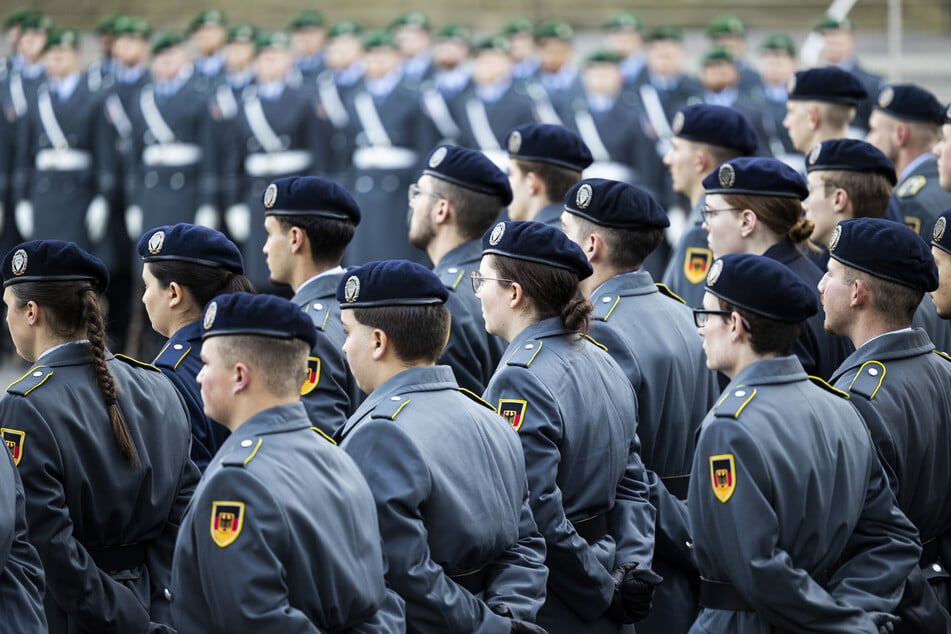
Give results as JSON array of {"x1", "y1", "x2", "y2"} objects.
[
  {"x1": 423, "y1": 145, "x2": 513, "y2": 205},
  {"x1": 481, "y1": 220, "x2": 593, "y2": 280},
  {"x1": 805, "y1": 139, "x2": 897, "y2": 186},
  {"x1": 703, "y1": 157, "x2": 808, "y2": 199},
  {"x1": 262, "y1": 176, "x2": 361, "y2": 225},
  {"x1": 2, "y1": 240, "x2": 109, "y2": 291},
  {"x1": 874, "y1": 84, "x2": 944, "y2": 124},
  {"x1": 201, "y1": 291, "x2": 317, "y2": 348},
  {"x1": 137, "y1": 223, "x2": 244, "y2": 273},
  {"x1": 705, "y1": 253, "x2": 819, "y2": 322},
  {"x1": 505, "y1": 123, "x2": 593, "y2": 172},
  {"x1": 933, "y1": 209, "x2": 951, "y2": 255},
  {"x1": 829, "y1": 218, "x2": 938, "y2": 291},
  {"x1": 564, "y1": 179, "x2": 669, "y2": 229},
  {"x1": 337, "y1": 260, "x2": 448, "y2": 308},
  {"x1": 787, "y1": 68, "x2": 868, "y2": 105},
  {"x1": 671, "y1": 104, "x2": 759, "y2": 154}
]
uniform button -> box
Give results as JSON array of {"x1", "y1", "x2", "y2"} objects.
[
  {"x1": 390, "y1": 396, "x2": 401, "y2": 401},
  {"x1": 240, "y1": 439, "x2": 253, "y2": 448},
  {"x1": 525, "y1": 344, "x2": 534, "y2": 349},
  {"x1": 448, "y1": 268, "x2": 458, "y2": 274},
  {"x1": 602, "y1": 296, "x2": 613, "y2": 303},
  {"x1": 734, "y1": 390, "x2": 746, "y2": 397},
  {"x1": 686, "y1": 541, "x2": 693, "y2": 549},
  {"x1": 868, "y1": 368, "x2": 879, "y2": 376},
  {"x1": 934, "y1": 563, "x2": 943, "y2": 573},
  {"x1": 33, "y1": 371, "x2": 43, "y2": 377},
  {"x1": 313, "y1": 303, "x2": 323, "y2": 311},
  {"x1": 173, "y1": 344, "x2": 183, "y2": 350},
  {"x1": 164, "y1": 588, "x2": 173, "y2": 601}
]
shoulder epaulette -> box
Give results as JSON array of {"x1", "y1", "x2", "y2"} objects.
[
  {"x1": 582, "y1": 333, "x2": 608, "y2": 352},
  {"x1": 301, "y1": 301, "x2": 331, "y2": 331},
  {"x1": 7, "y1": 366, "x2": 53, "y2": 396},
  {"x1": 847, "y1": 360, "x2": 886, "y2": 400},
  {"x1": 220, "y1": 437, "x2": 262, "y2": 467},
  {"x1": 370, "y1": 395, "x2": 411, "y2": 421},
  {"x1": 114, "y1": 353, "x2": 160, "y2": 372},
  {"x1": 459, "y1": 388, "x2": 496, "y2": 412},
  {"x1": 153, "y1": 342, "x2": 192, "y2": 370},
  {"x1": 713, "y1": 386, "x2": 757, "y2": 419},
  {"x1": 311, "y1": 426, "x2": 337, "y2": 445},
  {"x1": 655, "y1": 283, "x2": 687, "y2": 304},
  {"x1": 933, "y1": 350, "x2": 951, "y2": 363},
  {"x1": 506, "y1": 340, "x2": 543, "y2": 368},
  {"x1": 808, "y1": 375, "x2": 850, "y2": 399},
  {"x1": 897, "y1": 175, "x2": 927, "y2": 198},
  {"x1": 439, "y1": 267, "x2": 467, "y2": 291},
  {"x1": 592, "y1": 294, "x2": 620, "y2": 321}
]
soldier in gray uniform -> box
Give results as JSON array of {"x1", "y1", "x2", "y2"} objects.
[
  {"x1": 479, "y1": 220, "x2": 661, "y2": 633},
  {"x1": 561, "y1": 178, "x2": 719, "y2": 633},
  {"x1": 170, "y1": 291, "x2": 404, "y2": 632},
  {"x1": 261, "y1": 176, "x2": 363, "y2": 434},
  {"x1": 689, "y1": 252, "x2": 920, "y2": 632},
  {"x1": 867, "y1": 83, "x2": 951, "y2": 238},
  {"x1": 505, "y1": 122, "x2": 592, "y2": 228},
  {"x1": 821, "y1": 218, "x2": 951, "y2": 632},
  {"x1": 660, "y1": 104, "x2": 759, "y2": 307},
  {"x1": 933, "y1": 208, "x2": 951, "y2": 319},
  {"x1": 409, "y1": 145, "x2": 509, "y2": 392},
  {"x1": 334, "y1": 260, "x2": 547, "y2": 633},
  {"x1": 0, "y1": 240, "x2": 199, "y2": 632}
]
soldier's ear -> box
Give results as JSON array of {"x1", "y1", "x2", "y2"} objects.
[{"x1": 288, "y1": 227, "x2": 307, "y2": 254}]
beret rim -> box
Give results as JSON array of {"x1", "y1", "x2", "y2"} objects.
[
  {"x1": 932, "y1": 241, "x2": 951, "y2": 256},
  {"x1": 140, "y1": 254, "x2": 242, "y2": 271},
  {"x1": 339, "y1": 297, "x2": 446, "y2": 309},
  {"x1": 509, "y1": 154, "x2": 588, "y2": 172},
  {"x1": 563, "y1": 205, "x2": 670, "y2": 229},
  {"x1": 201, "y1": 327, "x2": 310, "y2": 342},
  {"x1": 3, "y1": 274, "x2": 103, "y2": 288},
  {"x1": 805, "y1": 162, "x2": 898, "y2": 185},
  {"x1": 482, "y1": 248, "x2": 589, "y2": 277},
  {"x1": 702, "y1": 187, "x2": 804, "y2": 199},
  {"x1": 873, "y1": 105, "x2": 943, "y2": 124},
  {"x1": 264, "y1": 207, "x2": 355, "y2": 222},
  {"x1": 829, "y1": 252, "x2": 935, "y2": 291}
]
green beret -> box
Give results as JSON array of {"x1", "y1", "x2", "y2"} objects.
[
  {"x1": 189, "y1": 9, "x2": 227, "y2": 33},
  {"x1": 329, "y1": 21, "x2": 362, "y2": 39},
  {"x1": 604, "y1": 13, "x2": 643, "y2": 32},
  {"x1": 707, "y1": 14, "x2": 747, "y2": 38},
  {"x1": 535, "y1": 20, "x2": 574, "y2": 41},
  {"x1": 228, "y1": 24, "x2": 256, "y2": 43},
  {"x1": 5, "y1": 8, "x2": 37, "y2": 29},
  {"x1": 816, "y1": 15, "x2": 854, "y2": 32},
  {"x1": 585, "y1": 49, "x2": 623, "y2": 65},
  {"x1": 43, "y1": 27, "x2": 80, "y2": 51},
  {"x1": 502, "y1": 17, "x2": 534, "y2": 36},
  {"x1": 113, "y1": 16, "x2": 152, "y2": 39},
  {"x1": 363, "y1": 30, "x2": 396, "y2": 50},
  {"x1": 18, "y1": 11, "x2": 50, "y2": 31},
  {"x1": 476, "y1": 35, "x2": 509, "y2": 54},
  {"x1": 95, "y1": 13, "x2": 122, "y2": 35},
  {"x1": 152, "y1": 30, "x2": 185, "y2": 55},
  {"x1": 760, "y1": 33, "x2": 796, "y2": 56},
  {"x1": 255, "y1": 31, "x2": 291, "y2": 52},
  {"x1": 289, "y1": 10, "x2": 324, "y2": 30},
  {"x1": 702, "y1": 46, "x2": 735, "y2": 66},
  {"x1": 435, "y1": 24, "x2": 472, "y2": 45},
  {"x1": 647, "y1": 25, "x2": 683, "y2": 42},
  {"x1": 389, "y1": 11, "x2": 430, "y2": 31}
]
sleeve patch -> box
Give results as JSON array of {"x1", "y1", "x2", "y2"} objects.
[
  {"x1": 300, "y1": 356, "x2": 321, "y2": 396},
  {"x1": 6, "y1": 366, "x2": 53, "y2": 396},
  {"x1": 684, "y1": 247, "x2": 713, "y2": 285},
  {"x1": 713, "y1": 386, "x2": 757, "y2": 419},
  {"x1": 1, "y1": 428, "x2": 25, "y2": 465},
  {"x1": 506, "y1": 340, "x2": 543, "y2": 368},
  {"x1": 709, "y1": 454, "x2": 736, "y2": 503},
  {"x1": 210, "y1": 500, "x2": 245, "y2": 548},
  {"x1": 848, "y1": 361, "x2": 886, "y2": 400},
  {"x1": 498, "y1": 399, "x2": 528, "y2": 431}
]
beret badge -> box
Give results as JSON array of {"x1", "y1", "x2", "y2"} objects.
[
  {"x1": 575, "y1": 183, "x2": 593, "y2": 209},
  {"x1": 148, "y1": 230, "x2": 165, "y2": 255},
  {"x1": 718, "y1": 163, "x2": 736, "y2": 188},
  {"x1": 428, "y1": 146, "x2": 447, "y2": 168},
  {"x1": 707, "y1": 259, "x2": 723, "y2": 286},
  {"x1": 935, "y1": 217, "x2": 947, "y2": 242},
  {"x1": 507, "y1": 130, "x2": 522, "y2": 154},
  {"x1": 829, "y1": 224, "x2": 842, "y2": 252},
  {"x1": 786, "y1": 75, "x2": 796, "y2": 94},
  {"x1": 808, "y1": 143, "x2": 822, "y2": 166},
  {"x1": 343, "y1": 275, "x2": 360, "y2": 303},
  {"x1": 672, "y1": 111, "x2": 685, "y2": 135},
  {"x1": 10, "y1": 249, "x2": 27, "y2": 277},
  {"x1": 263, "y1": 183, "x2": 278, "y2": 209},
  {"x1": 877, "y1": 86, "x2": 894, "y2": 109},
  {"x1": 489, "y1": 221, "x2": 505, "y2": 246},
  {"x1": 203, "y1": 301, "x2": 217, "y2": 330}
]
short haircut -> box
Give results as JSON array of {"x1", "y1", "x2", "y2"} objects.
[
  {"x1": 352, "y1": 304, "x2": 450, "y2": 364},
  {"x1": 817, "y1": 102, "x2": 856, "y2": 130},
  {"x1": 817, "y1": 171, "x2": 892, "y2": 218},
  {"x1": 572, "y1": 215, "x2": 665, "y2": 270},
  {"x1": 699, "y1": 142, "x2": 748, "y2": 168},
  {"x1": 275, "y1": 215, "x2": 355, "y2": 265},
  {"x1": 513, "y1": 158, "x2": 582, "y2": 202},
  {"x1": 717, "y1": 297, "x2": 802, "y2": 356},
  {"x1": 843, "y1": 267, "x2": 922, "y2": 327},
  {"x1": 437, "y1": 179, "x2": 505, "y2": 241},
  {"x1": 217, "y1": 335, "x2": 310, "y2": 398}
]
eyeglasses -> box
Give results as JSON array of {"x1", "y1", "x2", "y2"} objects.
[
  {"x1": 693, "y1": 308, "x2": 734, "y2": 328},
  {"x1": 408, "y1": 183, "x2": 446, "y2": 203},
  {"x1": 700, "y1": 205, "x2": 743, "y2": 223},
  {"x1": 471, "y1": 271, "x2": 514, "y2": 293}
]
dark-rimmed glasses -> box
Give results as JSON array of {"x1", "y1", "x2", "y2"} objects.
[{"x1": 471, "y1": 271, "x2": 514, "y2": 293}]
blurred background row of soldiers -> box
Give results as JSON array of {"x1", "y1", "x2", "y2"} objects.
[{"x1": 0, "y1": 6, "x2": 900, "y2": 356}]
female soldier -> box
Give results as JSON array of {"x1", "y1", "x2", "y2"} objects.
[
  {"x1": 700, "y1": 156, "x2": 853, "y2": 378},
  {"x1": 0, "y1": 240, "x2": 198, "y2": 632},
  {"x1": 137, "y1": 223, "x2": 254, "y2": 470},
  {"x1": 477, "y1": 220, "x2": 661, "y2": 633}
]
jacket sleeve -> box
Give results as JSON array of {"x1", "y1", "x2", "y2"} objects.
[
  {"x1": 299, "y1": 330, "x2": 352, "y2": 437},
  {"x1": 608, "y1": 419, "x2": 656, "y2": 567},
  {"x1": 343, "y1": 420, "x2": 511, "y2": 633},
  {"x1": 484, "y1": 366, "x2": 616, "y2": 621}
]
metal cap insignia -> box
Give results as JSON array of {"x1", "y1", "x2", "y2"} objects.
[
  {"x1": 707, "y1": 258, "x2": 723, "y2": 286},
  {"x1": 10, "y1": 249, "x2": 27, "y2": 276},
  {"x1": 489, "y1": 221, "x2": 505, "y2": 246},
  {"x1": 428, "y1": 146, "x2": 447, "y2": 168},
  {"x1": 829, "y1": 224, "x2": 842, "y2": 252},
  {"x1": 878, "y1": 86, "x2": 894, "y2": 109},
  {"x1": 263, "y1": 183, "x2": 278, "y2": 209},
  {"x1": 718, "y1": 163, "x2": 736, "y2": 188},
  {"x1": 343, "y1": 275, "x2": 360, "y2": 303},
  {"x1": 507, "y1": 130, "x2": 522, "y2": 154},
  {"x1": 203, "y1": 301, "x2": 218, "y2": 330},
  {"x1": 148, "y1": 230, "x2": 165, "y2": 254},
  {"x1": 671, "y1": 111, "x2": 685, "y2": 136},
  {"x1": 786, "y1": 75, "x2": 796, "y2": 95},
  {"x1": 934, "y1": 217, "x2": 947, "y2": 243},
  {"x1": 808, "y1": 143, "x2": 822, "y2": 166},
  {"x1": 576, "y1": 183, "x2": 593, "y2": 209}
]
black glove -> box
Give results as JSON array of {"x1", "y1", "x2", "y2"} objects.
[
  {"x1": 620, "y1": 565, "x2": 663, "y2": 622},
  {"x1": 870, "y1": 612, "x2": 898, "y2": 634},
  {"x1": 511, "y1": 619, "x2": 548, "y2": 634},
  {"x1": 606, "y1": 562, "x2": 639, "y2": 624}
]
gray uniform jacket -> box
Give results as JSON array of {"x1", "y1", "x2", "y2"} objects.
[
  {"x1": 689, "y1": 355, "x2": 921, "y2": 633},
  {"x1": 662, "y1": 198, "x2": 711, "y2": 309},
  {"x1": 0, "y1": 342, "x2": 199, "y2": 633},
  {"x1": 171, "y1": 401, "x2": 405, "y2": 632},
  {"x1": 914, "y1": 293, "x2": 951, "y2": 354},
  {"x1": 483, "y1": 317, "x2": 655, "y2": 633},
  {"x1": 338, "y1": 365, "x2": 547, "y2": 632},
  {"x1": 291, "y1": 270, "x2": 362, "y2": 434},
  {"x1": 588, "y1": 269, "x2": 719, "y2": 634},
  {"x1": 891, "y1": 156, "x2": 951, "y2": 239}
]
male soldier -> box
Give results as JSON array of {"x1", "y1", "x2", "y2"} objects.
[
  {"x1": 561, "y1": 178, "x2": 719, "y2": 633},
  {"x1": 705, "y1": 14, "x2": 762, "y2": 94},
  {"x1": 866, "y1": 83, "x2": 951, "y2": 238},
  {"x1": 603, "y1": 13, "x2": 646, "y2": 87},
  {"x1": 316, "y1": 21, "x2": 364, "y2": 186},
  {"x1": 531, "y1": 21, "x2": 584, "y2": 125},
  {"x1": 12, "y1": 26, "x2": 119, "y2": 296},
  {"x1": 335, "y1": 260, "x2": 548, "y2": 633},
  {"x1": 756, "y1": 34, "x2": 799, "y2": 164},
  {"x1": 408, "y1": 145, "x2": 510, "y2": 392},
  {"x1": 698, "y1": 49, "x2": 767, "y2": 156},
  {"x1": 417, "y1": 25, "x2": 470, "y2": 148},
  {"x1": 690, "y1": 252, "x2": 920, "y2": 631},
  {"x1": 88, "y1": 14, "x2": 121, "y2": 90},
  {"x1": 170, "y1": 291, "x2": 404, "y2": 632},
  {"x1": 660, "y1": 104, "x2": 759, "y2": 307},
  {"x1": 505, "y1": 122, "x2": 592, "y2": 228},
  {"x1": 110, "y1": 16, "x2": 151, "y2": 107},
  {"x1": 224, "y1": 31, "x2": 326, "y2": 290},
  {"x1": 389, "y1": 11, "x2": 433, "y2": 82},
  {"x1": 502, "y1": 18, "x2": 538, "y2": 81},
  {"x1": 261, "y1": 176, "x2": 361, "y2": 434},
  {"x1": 189, "y1": 9, "x2": 228, "y2": 93},
  {"x1": 821, "y1": 218, "x2": 951, "y2": 633},
  {"x1": 932, "y1": 209, "x2": 951, "y2": 318},
  {"x1": 455, "y1": 36, "x2": 536, "y2": 168},
  {"x1": 782, "y1": 67, "x2": 867, "y2": 156},
  {"x1": 288, "y1": 10, "x2": 326, "y2": 82},
  {"x1": 342, "y1": 30, "x2": 438, "y2": 266},
  {"x1": 815, "y1": 15, "x2": 884, "y2": 136}
]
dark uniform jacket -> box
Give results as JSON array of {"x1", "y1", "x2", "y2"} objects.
[
  {"x1": 339, "y1": 365, "x2": 548, "y2": 632},
  {"x1": 0, "y1": 342, "x2": 199, "y2": 633},
  {"x1": 890, "y1": 155, "x2": 951, "y2": 239},
  {"x1": 689, "y1": 355, "x2": 921, "y2": 633},
  {"x1": 171, "y1": 401, "x2": 405, "y2": 632},
  {"x1": 153, "y1": 320, "x2": 229, "y2": 471},
  {"x1": 453, "y1": 80, "x2": 537, "y2": 163},
  {"x1": 483, "y1": 317, "x2": 655, "y2": 633}
]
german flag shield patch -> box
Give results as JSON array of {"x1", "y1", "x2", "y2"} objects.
[
  {"x1": 709, "y1": 454, "x2": 736, "y2": 503},
  {"x1": 684, "y1": 247, "x2": 713, "y2": 285},
  {"x1": 210, "y1": 501, "x2": 245, "y2": 548},
  {"x1": 498, "y1": 399, "x2": 528, "y2": 431},
  {"x1": 300, "y1": 356, "x2": 321, "y2": 396},
  {"x1": 1, "y1": 428, "x2": 25, "y2": 465}
]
